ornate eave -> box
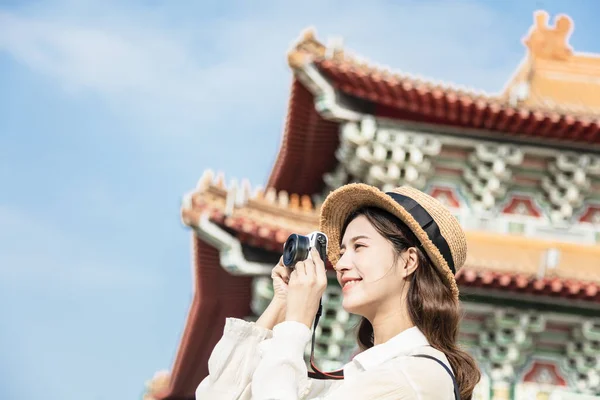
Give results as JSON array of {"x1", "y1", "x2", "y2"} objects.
[
  {"x1": 285, "y1": 28, "x2": 600, "y2": 148},
  {"x1": 267, "y1": 22, "x2": 600, "y2": 198},
  {"x1": 323, "y1": 117, "x2": 600, "y2": 223},
  {"x1": 182, "y1": 171, "x2": 600, "y2": 301}
]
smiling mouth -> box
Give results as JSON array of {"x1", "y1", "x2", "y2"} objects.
[{"x1": 342, "y1": 279, "x2": 362, "y2": 291}]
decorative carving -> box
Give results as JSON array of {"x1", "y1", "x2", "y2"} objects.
[
  {"x1": 288, "y1": 27, "x2": 326, "y2": 68},
  {"x1": 463, "y1": 144, "x2": 523, "y2": 211},
  {"x1": 502, "y1": 196, "x2": 542, "y2": 217},
  {"x1": 579, "y1": 205, "x2": 600, "y2": 224},
  {"x1": 541, "y1": 153, "x2": 600, "y2": 223},
  {"x1": 324, "y1": 118, "x2": 441, "y2": 194},
  {"x1": 565, "y1": 320, "x2": 600, "y2": 395},
  {"x1": 477, "y1": 309, "x2": 545, "y2": 397},
  {"x1": 524, "y1": 11, "x2": 573, "y2": 61},
  {"x1": 429, "y1": 186, "x2": 462, "y2": 208},
  {"x1": 522, "y1": 361, "x2": 568, "y2": 386}
]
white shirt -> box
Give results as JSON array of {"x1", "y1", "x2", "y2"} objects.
[{"x1": 196, "y1": 318, "x2": 456, "y2": 400}]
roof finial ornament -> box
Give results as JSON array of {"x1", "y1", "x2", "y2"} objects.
[
  {"x1": 523, "y1": 10, "x2": 573, "y2": 60},
  {"x1": 287, "y1": 26, "x2": 326, "y2": 68},
  {"x1": 301, "y1": 26, "x2": 317, "y2": 41},
  {"x1": 325, "y1": 36, "x2": 345, "y2": 60}
]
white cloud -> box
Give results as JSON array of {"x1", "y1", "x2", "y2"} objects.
[
  {"x1": 0, "y1": 204, "x2": 160, "y2": 290},
  {"x1": 0, "y1": 0, "x2": 524, "y2": 138}
]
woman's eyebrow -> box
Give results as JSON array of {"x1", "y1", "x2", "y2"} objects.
[{"x1": 340, "y1": 235, "x2": 370, "y2": 249}]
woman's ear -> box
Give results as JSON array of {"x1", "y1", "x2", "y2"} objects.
[{"x1": 402, "y1": 247, "x2": 419, "y2": 278}]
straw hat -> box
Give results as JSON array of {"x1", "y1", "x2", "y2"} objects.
[{"x1": 319, "y1": 183, "x2": 466, "y2": 299}]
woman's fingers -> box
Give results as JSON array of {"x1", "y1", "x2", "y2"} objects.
[
  {"x1": 294, "y1": 260, "x2": 306, "y2": 277},
  {"x1": 273, "y1": 264, "x2": 291, "y2": 283},
  {"x1": 277, "y1": 255, "x2": 284, "y2": 266},
  {"x1": 311, "y1": 248, "x2": 327, "y2": 285},
  {"x1": 290, "y1": 252, "x2": 327, "y2": 293},
  {"x1": 303, "y1": 257, "x2": 317, "y2": 278},
  {"x1": 272, "y1": 256, "x2": 293, "y2": 285},
  {"x1": 292, "y1": 259, "x2": 315, "y2": 283}
]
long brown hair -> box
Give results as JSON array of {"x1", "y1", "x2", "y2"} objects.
[{"x1": 342, "y1": 207, "x2": 480, "y2": 399}]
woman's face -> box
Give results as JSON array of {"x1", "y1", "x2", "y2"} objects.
[{"x1": 335, "y1": 215, "x2": 407, "y2": 317}]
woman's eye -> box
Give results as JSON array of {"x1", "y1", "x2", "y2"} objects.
[{"x1": 354, "y1": 243, "x2": 365, "y2": 250}]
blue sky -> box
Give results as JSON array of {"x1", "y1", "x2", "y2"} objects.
[{"x1": 1, "y1": 0, "x2": 600, "y2": 399}]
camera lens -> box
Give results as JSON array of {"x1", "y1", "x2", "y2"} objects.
[{"x1": 283, "y1": 234, "x2": 310, "y2": 267}]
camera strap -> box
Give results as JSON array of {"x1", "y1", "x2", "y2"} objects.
[{"x1": 307, "y1": 299, "x2": 345, "y2": 380}]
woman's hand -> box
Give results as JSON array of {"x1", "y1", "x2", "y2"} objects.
[
  {"x1": 256, "y1": 257, "x2": 292, "y2": 330},
  {"x1": 271, "y1": 256, "x2": 292, "y2": 305},
  {"x1": 285, "y1": 248, "x2": 328, "y2": 328}
]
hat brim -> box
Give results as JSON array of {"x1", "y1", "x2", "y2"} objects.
[{"x1": 319, "y1": 183, "x2": 459, "y2": 299}]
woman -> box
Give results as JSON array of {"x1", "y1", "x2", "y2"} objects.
[{"x1": 196, "y1": 183, "x2": 481, "y2": 399}]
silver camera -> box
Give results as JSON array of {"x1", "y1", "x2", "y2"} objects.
[{"x1": 282, "y1": 231, "x2": 328, "y2": 268}]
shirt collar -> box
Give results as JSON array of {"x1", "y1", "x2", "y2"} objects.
[{"x1": 350, "y1": 326, "x2": 430, "y2": 371}]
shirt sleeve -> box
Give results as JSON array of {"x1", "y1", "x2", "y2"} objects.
[
  {"x1": 195, "y1": 318, "x2": 273, "y2": 400},
  {"x1": 251, "y1": 320, "x2": 314, "y2": 400}
]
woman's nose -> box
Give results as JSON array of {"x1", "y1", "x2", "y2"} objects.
[{"x1": 334, "y1": 258, "x2": 351, "y2": 272}]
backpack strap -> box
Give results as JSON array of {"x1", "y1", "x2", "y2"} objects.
[{"x1": 412, "y1": 354, "x2": 460, "y2": 400}]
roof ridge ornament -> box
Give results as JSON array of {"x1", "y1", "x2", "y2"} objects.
[
  {"x1": 287, "y1": 26, "x2": 326, "y2": 68},
  {"x1": 524, "y1": 10, "x2": 574, "y2": 61},
  {"x1": 325, "y1": 36, "x2": 344, "y2": 60}
]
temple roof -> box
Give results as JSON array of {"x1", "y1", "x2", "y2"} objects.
[
  {"x1": 283, "y1": 14, "x2": 600, "y2": 146},
  {"x1": 268, "y1": 11, "x2": 600, "y2": 197},
  {"x1": 503, "y1": 11, "x2": 600, "y2": 117},
  {"x1": 287, "y1": 27, "x2": 498, "y2": 104},
  {"x1": 182, "y1": 171, "x2": 600, "y2": 301}
]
